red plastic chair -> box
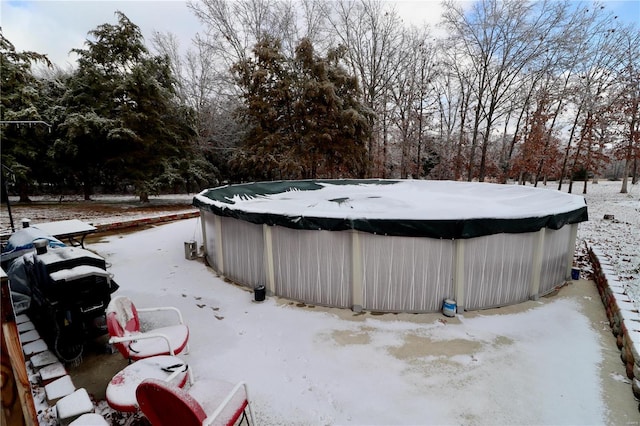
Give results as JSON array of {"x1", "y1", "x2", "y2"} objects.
[
  {"x1": 136, "y1": 378, "x2": 256, "y2": 426},
  {"x1": 106, "y1": 296, "x2": 189, "y2": 361}
]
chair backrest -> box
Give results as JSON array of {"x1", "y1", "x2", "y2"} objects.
[
  {"x1": 136, "y1": 378, "x2": 207, "y2": 426},
  {"x1": 106, "y1": 296, "x2": 140, "y2": 359}
]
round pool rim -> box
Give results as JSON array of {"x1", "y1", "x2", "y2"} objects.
[
  {"x1": 193, "y1": 179, "x2": 588, "y2": 313},
  {"x1": 193, "y1": 179, "x2": 587, "y2": 239}
]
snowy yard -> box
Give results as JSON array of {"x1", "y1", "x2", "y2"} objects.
[
  {"x1": 572, "y1": 180, "x2": 640, "y2": 308},
  {"x1": 81, "y1": 180, "x2": 638, "y2": 425},
  {"x1": 10, "y1": 180, "x2": 639, "y2": 424}
]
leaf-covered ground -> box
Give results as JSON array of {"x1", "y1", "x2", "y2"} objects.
[{"x1": 1, "y1": 194, "x2": 196, "y2": 235}]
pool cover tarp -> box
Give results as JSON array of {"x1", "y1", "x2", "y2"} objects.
[{"x1": 193, "y1": 180, "x2": 588, "y2": 239}]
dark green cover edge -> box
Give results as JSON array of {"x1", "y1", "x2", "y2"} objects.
[{"x1": 193, "y1": 180, "x2": 588, "y2": 239}]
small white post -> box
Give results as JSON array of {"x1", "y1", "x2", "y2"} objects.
[
  {"x1": 530, "y1": 228, "x2": 546, "y2": 300},
  {"x1": 454, "y1": 239, "x2": 465, "y2": 313},
  {"x1": 263, "y1": 224, "x2": 276, "y2": 295},
  {"x1": 199, "y1": 214, "x2": 207, "y2": 257},
  {"x1": 565, "y1": 223, "x2": 579, "y2": 280},
  {"x1": 214, "y1": 215, "x2": 224, "y2": 274},
  {"x1": 351, "y1": 231, "x2": 363, "y2": 312}
]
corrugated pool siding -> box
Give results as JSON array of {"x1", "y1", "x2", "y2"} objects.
[
  {"x1": 272, "y1": 227, "x2": 352, "y2": 308},
  {"x1": 203, "y1": 213, "x2": 219, "y2": 271},
  {"x1": 361, "y1": 234, "x2": 454, "y2": 312},
  {"x1": 463, "y1": 233, "x2": 535, "y2": 310},
  {"x1": 199, "y1": 206, "x2": 579, "y2": 313},
  {"x1": 539, "y1": 226, "x2": 572, "y2": 295},
  {"x1": 220, "y1": 216, "x2": 265, "y2": 288}
]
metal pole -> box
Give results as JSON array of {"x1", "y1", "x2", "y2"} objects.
[
  {"x1": 1, "y1": 166, "x2": 15, "y2": 232},
  {"x1": 0, "y1": 121, "x2": 51, "y2": 232}
]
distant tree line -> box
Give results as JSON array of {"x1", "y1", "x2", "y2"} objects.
[{"x1": 1, "y1": 0, "x2": 639, "y2": 203}]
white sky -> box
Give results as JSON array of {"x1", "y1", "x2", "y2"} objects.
[
  {"x1": 2, "y1": 1, "x2": 201, "y2": 69},
  {"x1": 1, "y1": 0, "x2": 448, "y2": 69},
  {"x1": 3, "y1": 0, "x2": 637, "y2": 70}
]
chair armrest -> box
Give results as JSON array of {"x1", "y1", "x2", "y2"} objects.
[
  {"x1": 108, "y1": 332, "x2": 176, "y2": 356},
  {"x1": 136, "y1": 306, "x2": 185, "y2": 325},
  {"x1": 202, "y1": 382, "x2": 255, "y2": 426}
]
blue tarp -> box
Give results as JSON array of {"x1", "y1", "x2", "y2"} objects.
[{"x1": 1, "y1": 227, "x2": 66, "y2": 265}]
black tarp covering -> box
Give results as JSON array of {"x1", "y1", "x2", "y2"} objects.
[{"x1": 193, "y1": 180, "x2": 588, "y2": 239}]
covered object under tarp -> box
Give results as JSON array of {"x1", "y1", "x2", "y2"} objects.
[{"x1": 193, "y1": 180, "x2": 588, "y2": 313}]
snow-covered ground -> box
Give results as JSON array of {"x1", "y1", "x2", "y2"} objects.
[
  {"x1": 12, "y1": 180, "x2": 640, "y2": 424},
  {"x1": 93, "y1": 180, "x2": 638, "y2": 424},
  {"x1": 571, "y1": 180, "x2": 640, "y2": 308},
  {"x1": 1, "y1": 194, "x2": 196, "y2": 236}
]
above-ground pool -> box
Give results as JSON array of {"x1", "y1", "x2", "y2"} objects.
[{"x1": 193, "y1": 180, "x2": 588, "y2": 313}]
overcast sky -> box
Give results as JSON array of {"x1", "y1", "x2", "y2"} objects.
[{"x1": 1, "y1": 0, "x2": 638, "y2": 69}]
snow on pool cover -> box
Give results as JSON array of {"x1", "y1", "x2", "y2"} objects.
[{"x1": 193, "y1": 180, "x2": 588, "y2": 239}]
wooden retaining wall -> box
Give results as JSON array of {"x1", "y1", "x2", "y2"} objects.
[{"x1": 93, "y1": 211, "x2": 199, "y2": 233}]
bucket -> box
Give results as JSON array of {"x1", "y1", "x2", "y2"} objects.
[
  {"x1": 442, "y1": 298, "x2": 457, "y2": 317},
  {"x1": 254, "y1": 285, "x2": 266, "y2": 302},
  {"x1": 571, "y1": 268, "x2": 580, "y2": 280}
]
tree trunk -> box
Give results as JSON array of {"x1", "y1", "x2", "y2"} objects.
[
  {"x1": 382, "y1": 101, "x2": 389, "y2": 178},
  {"x1": 621, "y1": 155, "x2": 630, "y2": 194},
  {"x1": 455, "y1": 89, "x2": 470, "y2": 181},
  {"x1": 17, "y1": 180, "x2": 31, "y2": 203},
  {"x1": 466, "y1": 105, "x2": 483, "y2": 182},
  {"x1": 478, "y1": 131, "x2": 490, "y2": 182},
  {"x1": 502, "y1": 107, "x2": 525, "y2": 184},
  {"x1": 621, "y1": 107, "x2": 637, "y2": 193},
  {"x1": 83, "y1": 183, "x2": 92, "y2": 201},
  {"x1": 558, "y1": 102, "x2": 584, "y2": 190}
]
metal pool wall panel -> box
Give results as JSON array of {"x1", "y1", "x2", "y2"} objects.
[
  {"x1": 463, "y1": 233, "x2": 535, "y2": 310},
  {"x1": 360, "y1": 234, "x2": 454, "y2": 312},
  {"x1": 271, "y1": 227, "x2": 352, "y2": 308},
  {"x1": 219, "y1": 216, "x2": 266, "y2": 288},
  {"x1": 197, "y1": 195, "x2": 581, "y2": 313},
  {"x1": 202, "y1": 213, "x2": 220, "y2": 271},
  {"x1": 539, "y1": 225, "x2": 572, "y2": 295}
]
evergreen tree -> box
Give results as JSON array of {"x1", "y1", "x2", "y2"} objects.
[
  {"x1": 55, "y1": 12, "x2": 196, "y2": 201},
  {"x1": 293, "y1": 39, "x2": 370, "y2": 178},
  {"x1": 232, "y1": 37, "x2": 369, "y2": 180},
  {"x1": 0, "y1": 30, "x2": 52, "y2": 201}
]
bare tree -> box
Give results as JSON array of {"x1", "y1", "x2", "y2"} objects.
[
  {"x1": 188, "y1": 0, "x2": 331, "y2": 71},
  {"x1": 560, "y1": 11, "x2": 623, "y2": 193},
  {"x1": 437, "y1": 43, "x2": 478, "y2": 180},
  {"x1": 432, "y1": 65, "x2": 462, "y2": 180},
  {"x1": 325, "y1": 0, "x2": 405, "y2": 177},
  {"x1": 442, "y1": 0, "x2": 574, "y2": 182},
  {"x1": 615, "y1": 25, "x2": 640, "y2": 193},
  {"x1": 160, "y1": 0, "x2": 637, "y2": 186},
  {"x1": 151, "y1": 30, "x2": 246, "y2": 183},
  {"x1": 389, "y1": 27, "x2": 438, "y2": 178}
]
